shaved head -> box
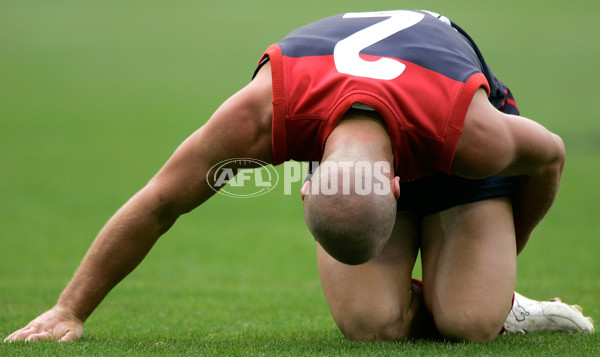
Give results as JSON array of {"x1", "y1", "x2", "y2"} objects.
[{"x1": 303, "y1": 112, "x2": 399, "y2": 265}]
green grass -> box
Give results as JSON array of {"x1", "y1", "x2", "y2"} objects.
[
  {"x1": 4, "y1": 334, "x2": 600, "y2": 356},
  {"x1": 2, "y1": 0, "x2": 600, "y2": 355}
]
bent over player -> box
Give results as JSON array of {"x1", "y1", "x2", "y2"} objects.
[{"x1": 5, "y1": 10, "x2": 593, "y2": 343}]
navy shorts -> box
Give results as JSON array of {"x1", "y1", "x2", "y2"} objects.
[
  {"x1": 303, "y1": 170, "x2": 516, "y2": 216},
  {"x1": 396, "y1": 173, "x2": 516, "y2": 216}
]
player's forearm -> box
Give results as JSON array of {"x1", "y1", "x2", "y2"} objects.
[
  {"x1": 512, "y1": 155, "x2": 564, "y2": 254},
  {"x1": 56, "y1": 188, "x2": 178, "y2": 322}
]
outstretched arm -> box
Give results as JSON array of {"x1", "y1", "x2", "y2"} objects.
[
  {"x1": 452, "y1": 89, "x2": 565, "y2": 254},
  {"x1": 4, "y1": 64, "x2": 274, "y2": 342}
]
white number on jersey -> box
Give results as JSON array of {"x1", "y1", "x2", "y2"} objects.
[{"x1": 333, "y1": 10, "x2": 425, "y2": 80}]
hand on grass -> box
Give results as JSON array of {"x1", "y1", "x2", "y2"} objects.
[{"x1": 4, "y1": 305, "x2": 83, "y2": 342}]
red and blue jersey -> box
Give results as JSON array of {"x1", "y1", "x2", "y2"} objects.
[{"x1": 258, "y1": 10, "x2": 517, "y2": 181}]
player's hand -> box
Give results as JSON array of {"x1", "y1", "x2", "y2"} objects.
[{"x1": 4, "y1": 305, "x2": 84, "y2": 342}]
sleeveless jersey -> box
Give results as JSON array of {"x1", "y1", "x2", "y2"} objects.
[{"x1": 258, "y1": 10, "x2": 506, "y2": 181}]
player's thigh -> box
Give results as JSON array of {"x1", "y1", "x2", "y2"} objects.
[
  {"x1": 317, "y1": 210, "x2": 420, "y2": 339},
  {"x1": 420, "y1": 197, "x2": 516, "y2": 340}
]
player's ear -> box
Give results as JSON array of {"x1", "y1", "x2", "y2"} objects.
[
  {"x1": 301, "y1": 180, "x2": 310, "y2": 201},
  {"x1": 391, "y1": 176, "x2": 400, "y2": 200}
]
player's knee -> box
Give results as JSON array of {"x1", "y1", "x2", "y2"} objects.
[
  {"x1": 434, "y1": 307, "x2": 503, "y2": 342},
  {"x1": 335, "y1": 306, "x2": 410, "y2": 341}
]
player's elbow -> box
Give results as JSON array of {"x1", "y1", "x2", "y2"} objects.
[
  {"x1": 137, "y1": 179, "x2": 193, "y2": 234},
  {"x1": 514, "y1": 132, "x2": 565, "y2": 178},
  {"x1": 548, "y1": 133, "x2": 565, "y2": 172}
]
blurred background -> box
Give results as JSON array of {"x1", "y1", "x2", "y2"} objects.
[{"x1": 1, "y1": 0, "x2": 599, "y2": 338}]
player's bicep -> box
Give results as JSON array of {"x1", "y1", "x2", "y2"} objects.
[
  {"x1": 145, "y1": 99, "x2": 273, "y2": 216},
  {"x1": 453, "y1": 88, "x2": 564, "y2": 179},
  {"x1": 453, "y1": 89, "x2": 515, "y2": 178},
  {"x1": 496, "y1": 115, "x2": 565, "y2": 177},
  {"x1": 147, "y1": 127, "x2": 221, "y2": 213}
]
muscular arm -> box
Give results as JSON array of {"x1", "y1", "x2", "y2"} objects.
[
  {"x1": 5, "y1": 64, "x2": 274, "y2": 342},
  {"x1": 453, "y1": 89, "x2": 565, "y2": 254},
  {"x1": 496, "y1": 115, "x2": 565, "y2": 254}
]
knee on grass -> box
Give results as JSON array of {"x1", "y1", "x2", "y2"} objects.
[
  {"x1": 335, "y1": 306, "x2": 412, "y2": 341},
  {"x1": 434, "y1": 307, "x2": 504, "y2": 342}
]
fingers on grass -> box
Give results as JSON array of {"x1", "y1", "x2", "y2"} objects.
[
  {"x1": 59, "y1": 330, "x2": 81, "y2": 342},
  {"x1": 4, "y1": 331, "x2": 19, "y2": 342},
  {"x1": 25, "y1": 332, "x2": 52, "y2": 341},
  {"x1": 4, "y1": 327, "x2": 35, "y2": 342}
]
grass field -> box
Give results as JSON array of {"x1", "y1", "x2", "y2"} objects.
[{"x1": 2, "y1": 0, "x2": 600, "y2": 355}]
